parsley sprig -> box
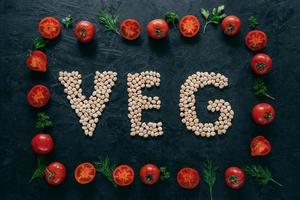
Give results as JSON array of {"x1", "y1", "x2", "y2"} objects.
[
  {"x1": 62, "y1": 15, "x2": 73, "y2": 29},
  {"x1": 164, "y1": 11, "x2": 179, "y2": 27},
  {"x1": 94, "y1": 156, "x2": 117, "y2": 187},
  {"x1": 201, "y1": 5, "x2": 226, "y2": 33},
  {"x1": 248, "y1": 16, "x2": 258, "y2": 29},
  {"x1": 253, "y1": 79, "x2": 275, "y2": 100},
  {"x1": 35, "y1": 112, "x2": 53, "y2": 130},
  {"x1": 160, "y1": 166, "x2": 170, "y2": 181},
  {"x1": 33, "y1": 37, "x2": 47, "y2": 50},
  {"x1": 98, "y1": 10, "x2": 120, "y2": 35},
  {"x1": 244, "y1": 165, "x2": 283, "y2": 187},
  {"x1": 203, "y1": 160, "x2": 217, "y2": 200},
  {"x1": 29, "y1": 155, "x2": 47, "y2": 183}
]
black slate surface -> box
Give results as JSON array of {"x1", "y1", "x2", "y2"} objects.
[{"x1": 1, "y1": 0, "x2": 300, "y2": 199}]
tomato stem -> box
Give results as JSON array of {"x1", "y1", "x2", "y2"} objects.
[
  {"x1": 203, "y1": 21, "x2": 212, "y2": 33},
  {"x1": 264, "y1": 93, "x2": 275, "y2": 100},
  {"x1": 271, "y1": 178, "x2": 283, "y2": 187}
]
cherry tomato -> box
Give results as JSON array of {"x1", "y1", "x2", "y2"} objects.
[
  {"x1": 177, "y1": 167, "x2": 200, "y2": 189},
  {"x1": 45, "y1": 162, "x2": 66, "y2": 185},
  {"x1": 252, "y1": 103, "x2": 276, "y2": 125},
  {"x1": 74, "y1": 162, "x2": 96, "y2": 184},
  {"x1": 251, "y1": 53, "x2": 272, "y2": 75},
  {"x1": 113, "y1": 164, "x2": 135, "y2": 186},
  {"x1": 39, "y1": 16, "x2": 61, "y2": 39},
  {"x1": 179, "y1": 15, "x2": 200, "y2": 38},
  {"x1": 245, "y1": 30, "x2": 268, "y2": 51},
  {"x1": 221, "y1": 15, "x2": 241, "y2": 36},
  {"x1": 139, "y1": 164, "x2": 160, "y2": 185},
  {"x1": 27, "y1": 84, "x2": 51, "y2": 108},
  {"x1": 31, "y1": 133, "x2": 54, "y2": 154},
  {"x1": 74, "y1": 21, "x2": 96, "y2": 43},
  {"x1": 147, "y1": 19, "x2": 169, "y2": 39},
  {"x1": 250, "y1": 135, "x2": 272, "y2": 156},
  {"x1": 224, "y1": 167, "x2": 245, "y2": 189},
  {"x1": 120, "y1": 19, "x2": 141, "y2": 40},
  {"x1": 26, "y1": 50, "x2": 47, "y2": 72}
]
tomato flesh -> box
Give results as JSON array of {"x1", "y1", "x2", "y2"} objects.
[
  {"x1": 113, "y1": 165, "x2": 135, "y2": 186},
  {"x1": 120, "y1": 19, "x2": 141, "y2": 40},
  {"x1": 74, "y1": 162, "x2": 96, "y2": 184},
  {"x1": 39, "y1": 16, "x2": 61, "y2": 39},
  {"x1": 31, "y1": 133, "x2": 54, "y2": 154},
  {"x1": 26, "y1": 50, "x2": 47, "y2": 72},
  {"x1": 177, "y1": 167, "x2": 200, "y2": 189},
  {"x1": 179, "y1": 15, "x2": 200, "y2": 38},
  {"x1": 250, "y1": 135, "x2": 271, "y2": 156},
  {"x1": 27, "y1": 84, "x2": 51, "y2": 108},
  {"x1": 245, "y1": 30, "x2": 268, "y2": 51}
]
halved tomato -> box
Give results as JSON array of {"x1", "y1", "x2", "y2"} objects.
[
  {"x1": 179, "y1": 15, "x2": 200, "y2": 38},
  {"x1": 39, "y1": 16, "x2": 61, "y2": 39},
  {"x1": 250, "y1": 135, "x2": 272, "y2": 156},
  {"x1": 120, "y1": 19, "x2": 141, "y2": 40},
  {"x1": 245, "y1": 30, "x2": 268, "y2": 51},
  {"x1": 113, "y1": 164, "x2": 135, "y2": 186},
  {"x1": 74, "y1": 162, "x2": 96, "y2": 184},
  {"x1": 26, "y1": 50, "x2": 47, "y2": 72},
  {"x1": 27, "y1": 84, "x2": 51, "y2": 108},
  {"x1": 177, "y1": 167, "x2": 200, "y2": 189}
]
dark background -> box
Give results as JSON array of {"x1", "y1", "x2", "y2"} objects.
[{"x1": 1, "y1": 0, "x2": 300, "y2": 199}]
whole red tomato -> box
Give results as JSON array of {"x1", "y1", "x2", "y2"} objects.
[
  {"x1": 26, "y1": 50, "x2": 47, "y2": 72},
  {"x1": 177, "y1": 167, "x2": 200, "y2": 189},
  {"x1": 74, "y1": 21, "x2": 96, "y2": 43},
  {"x1": 251, "y1": 53, "x2": 272, "y2": 75},
  {"x1": 224, "y1": 167, "x2": 245, "y2": 189},
  {"x1": 31, "y1": 133, "x2": 54, "y2": 154},
  {"x1": 139, "y1": 164, "x2": 161, "y2": 185},
  {"x1": 147, "y1": 19, "x2": 169, "y2": 39},
  {"x1": 250, "y1": 135, "x2": 272, "y2": 156},
  {"x1": 27, "y1": 84, "x2": 51, "y2": 108},
  {"x1": 221, "y1": 15, "x2": 241, "y2": 36},
  {"x1": 245, "y1": 30, "x2": 268, "y2": 51},
  {"x1": 252, "y1": 103, "x2": 276, "y2": 125},
  {"x1": 45, "y1": 162, "x2": 66, "y2": 185}
]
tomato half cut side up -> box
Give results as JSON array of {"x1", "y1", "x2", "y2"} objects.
[
  {"x1": 120, "y1": 19, "x2": 141, "y2": 40},
  {"x1": 27, "y1": 84, "x2": 51, "y2": 108},
  {"x1": 179, "y1": 15, "x2": 200, "y2": 38},
  {"x1": 177, "y1": 167, "x2": 200, "y2": 189},
  {"x1": 113, "y1": 165, "x2": 135, "y2": 186},
  {"x1": 245, "y1": 30, "x2": 268, "y2": 51},
  {"x1": 74, "y1": 162, "x2": 96, "y2": 184},
  {"x1": 39, "y1": 16, "x2": 61, "y2": 39}
]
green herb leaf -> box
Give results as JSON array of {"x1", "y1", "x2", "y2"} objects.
[
  {"x1": 35, "y1": 112, "x2": 53, "y2": 130},
  {"x1": 164, "y1": 11, "x2": 179, "y2": 27},
  {"x1": 33, "y1": 37, "x2": 47, "y2": 50},
  {"x1": 160, "y1": 166, "x2": 170, "y2": 181},
  {"x1": 201, "y1": 9, "x2": 210, "y2": 20},
  {"x1": 203, "y1": 160, "x2": 217, "y2": 200},
  {"x1": 253, "y1": 79, "x2": 275, "y2": 100},
  {"x1": 244, "y1": 165, "x2": 283, "y2": 187},
  {"x1": 98, "y1": 10, "x2": 120, "y2": 35},
  {"x1": 248, "y1": 16, "x2": 258, "y2": 28},
  {"x1": 94, "y1": 156, "x2": 117, "y2": 187},
  {"x1": 29, "y1": 155, "x2": 47, "y2": 183},
  {"x1": 201, "y1": 5, "x2": 226, "y2": 33},
  {"x1": 62, "y1": 15, "x2": 73, "y2": 29}
]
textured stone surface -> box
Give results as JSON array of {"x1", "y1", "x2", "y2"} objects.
[{"x1": 0, "y1": 0, "x2": 300, "y2": 199}]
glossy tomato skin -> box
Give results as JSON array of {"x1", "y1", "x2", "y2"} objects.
[
  {"x1": 245, "y1": 30, "x2": 268, "y2": 51},
  {"x1": 147, "y1": 19, "x2": 169, "y2": 39},
  {"x1": 177, "y1": 167, "x2": 200, "y2": 189},
  {"x1": 45, "y1": 162, "x2": 66, "y2": 185},
  {"x1": 250, "y1": 135, "x2": 272, "y2": 156},
  {"x1": 39, "y1": 16, "x2": 61, "y2": 39},
  {"x1": 120, "y1": 19, "x2": 141, "y2": 40},
  {"x1": 31, "y1": 133, "x2": 54, "y2": 154},
  {"x1": 139, "y1": 164, "x2": 161, "y2": 185},
  {"x1": 74, "y1": 21, "x2": 96, "y2": 43},
  {"x1": 26, "y1": 50, "x2": 47, "y2": 72},
  {"x1": 179, "y1": 15, "x2": 200, "y2": 38},
  {"x1": 221, "y1": 15, "x2": 241, "y2": 36},
  {"x1": 251, "y1": 53, "x2": 272, "y2": 75},
  {"x1": 74, "y1": 162, "x2": 96, "y2": 184},
  {"x1": 224, "y1": 167, "x2": 245, "y2": 189},
  {"x1": 252, "y1": 103, "x2": 276, "y2": 125},
  {"x1": 113, "y1": 164, "x2": 135, "y2": 186},
  {"x1": 27, "y1": 84, "x2": 51, "y2": 108}
]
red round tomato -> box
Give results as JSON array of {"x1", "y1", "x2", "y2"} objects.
[
  {"x1": 26, "y1": 50, "x2": 47, "y2": 72},
  {"x1": 224, "y1": 167, "x2": 245, "y2": 189},
  {"x1": 252, "y1": 103, "x2": 275, "y2": 125},
  {"x1": 74, "y1": 162, "x2": 96, "y2": 184},
  {"x1": 27, "y1": 84, "x2": 51, "y2": 108},
  {"x1": 147, "y1": 19, "x2": 169, "y2": 39},
  {"x1": 39, "y1": 16, "x2": 61, "y2": 39},
  {"x1": 250, "y1": 135, "x2": 272, "y2": 156},
  {"x1": 179, "y1": 15, "x2": 200, "y2": 38},
  {"x1": 221, "y1": 15, "x2": 241, "y2": 36},
  {"x1": 31, "y1": 133, "x2": 54, "y2": 154},
  {"x1": 177, "y1": 167, "x2": 200, "y2": 189},
  {"x1": 74, "y1": 21, "x2": 96, "y2": 43},
  {"x1": 251, "y1": 53, "x2": 272, "y2": 75},
  {"x1": 245, "y1": 30, "x2": 268, "y2": 51},
  {"x1": 120, "y1": 19, "x2": 141, "y2": 40},
  {"x1": 139, "y1": 164, "x2": 160, "y2": 185},
  {"x1": 45, "y1": 162, "x2": 66, "y2": 185},
  {"x1": 113, "y1": 164, "x2": 135, "y2": 186}
]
